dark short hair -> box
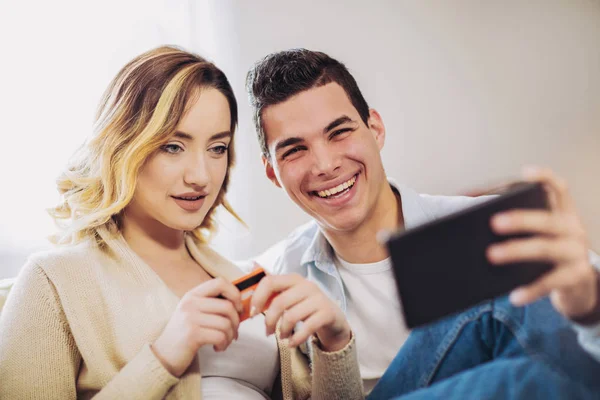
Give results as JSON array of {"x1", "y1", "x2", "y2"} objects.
[{"x1": 245, "y1": 49, "x2": 370, "y2": 157}]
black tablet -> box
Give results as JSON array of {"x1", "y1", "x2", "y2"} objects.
[{"x1": 386, "y1": 181, "x2": 553, "y2": 328}]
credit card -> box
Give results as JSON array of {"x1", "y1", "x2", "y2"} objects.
[{"x1": 231, "y1": 268, "x2": 277, "y2": 322}]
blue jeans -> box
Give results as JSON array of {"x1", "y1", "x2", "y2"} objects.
[{"x1": 367, "y1": 297, "x2": 600, "y2": 399}]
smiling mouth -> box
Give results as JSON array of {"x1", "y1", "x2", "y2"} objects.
[
  {"x1": 312, "y1": 174, "x2": 357, "y2": 199},
  {"x1": 172, "y1": 195, "x2": 206, "y2": 201}
]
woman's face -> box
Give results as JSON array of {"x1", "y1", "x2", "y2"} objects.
[{"x1": 126, "y1": 87, "x2": 232, "y2": 234}]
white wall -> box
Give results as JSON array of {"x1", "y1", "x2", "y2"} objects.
[{"x1": 206, "y1": 0, "x2": 600, "y2": 260}]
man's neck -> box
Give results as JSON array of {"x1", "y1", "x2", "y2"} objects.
[{"x1": 323, "y1": 183, "x2": 403, "y2": 264}]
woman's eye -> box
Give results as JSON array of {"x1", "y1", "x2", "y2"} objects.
[
  {"x1": 161, "y1": 144, "x2": 183, "y2": 154},
  {"x1": 209, "y1": 145, "x2": 228, "y2": 155}
]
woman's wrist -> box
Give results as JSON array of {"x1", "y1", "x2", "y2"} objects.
[
  {"x1": 315, "y1": 328, "x2": 352, "y2": 353},
  {"x1": 150, "y1": 340, "x2": 183, "y2": 377}
]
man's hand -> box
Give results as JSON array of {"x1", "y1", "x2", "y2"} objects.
[
  {"x1": 250, "y1": 272, "x2": 351, "y2": 352},
  {"x1": 486, "y1": 166, "x2": 598, "y2": 320}
]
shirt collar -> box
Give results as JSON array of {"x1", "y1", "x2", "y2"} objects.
[{"x1": 300, "y1": 179, "x2": 435, "y2": 268}]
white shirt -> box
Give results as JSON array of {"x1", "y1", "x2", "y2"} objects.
[
  {"x1": 199, "y1": 314, "x2": 279, "y2": 399},
  {"x1": 335, "y1": 254, "x2": 411, "y2": 394}
]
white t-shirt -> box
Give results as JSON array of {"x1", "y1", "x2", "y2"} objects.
[
  {"x1": 198, "y1": 314, "x2": 279, "y2": 399},
  {"x1": 335, "y1": 254, "x2": 410, "y2": 394}
]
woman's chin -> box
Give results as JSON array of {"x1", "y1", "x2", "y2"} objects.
[
  {"x1": 163, "y1": 218, "x2": 205, "y2": 233},
  {"x1": 175, "y1": 223, "x2": 204, "y2": 233}
]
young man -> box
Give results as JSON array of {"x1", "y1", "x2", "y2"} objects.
[{"x1": 245, "y1": 49, "x2": 600, "y2": 399}]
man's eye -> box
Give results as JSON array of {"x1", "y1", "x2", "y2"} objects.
[
  {"x1": 330, "y1": 128, "x2": 352, "y2": 139},
  {"x1": 209, "y1": 145, "x2": 228, "y2": 155},
  {"x1": 161, "y1": 144, "x2": 183, "y2": 154},
  {"x1": 282, "y1": 147, "x2": 304, "y2": 159}
]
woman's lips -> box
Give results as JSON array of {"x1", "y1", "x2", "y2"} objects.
[{"x1": 172, "y1": 196, "x2": 206, "y2": 212}]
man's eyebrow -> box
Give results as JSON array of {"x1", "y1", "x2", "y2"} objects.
[
  {"x1": 323, "y1": 115, "x2": 355, "y2": 133},
  {"x1": 274, "y1": 137, "x2": 305, "y2": 154}
]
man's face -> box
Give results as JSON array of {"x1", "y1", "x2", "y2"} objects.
[{"x1": 262, "y1": 82, "x2": 388, "y2": 234}]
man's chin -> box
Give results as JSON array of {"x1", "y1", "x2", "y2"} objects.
[{"x1": 318, "y1": 216, "x2": 363, "y2": 234}]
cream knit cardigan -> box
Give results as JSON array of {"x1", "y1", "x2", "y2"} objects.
[{"x1": 0, "y1": 227, "x2": 364, "y2": 399}]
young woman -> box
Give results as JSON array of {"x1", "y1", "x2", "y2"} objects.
[{"x1": 0, "y1": 46, "x2": 363, "y2": 400}]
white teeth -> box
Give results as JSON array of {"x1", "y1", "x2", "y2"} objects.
[
  {"x1": 316, "y1": 175, "x2": 356, "y2": 198},
  {"x1": 178, "y1": 196, "x2": 201, "y2": 200}
]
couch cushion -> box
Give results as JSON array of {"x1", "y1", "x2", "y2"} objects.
[{"x1": 0, "y1": 278, "x2": 15, "y2": 314}]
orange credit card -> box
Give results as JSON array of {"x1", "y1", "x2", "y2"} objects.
[{"x1": 231, "y1": 268, "x2": 277, "y2": 322}]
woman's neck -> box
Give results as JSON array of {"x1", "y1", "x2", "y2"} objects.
[{"x1": 120, "y1": 211, "x2": 188, "y2": 263}]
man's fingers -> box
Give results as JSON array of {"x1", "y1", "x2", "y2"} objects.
[
  {"x1": 487, "y1": 237, "x2": 581, "y2": 265},
  {"x1": 491, "y1": 210, "x2": 585, "y2": 242},
  {"x1": 490, "y1": 210, "x2": 561, "y2": 236},
  {"x1": 522, "y1": 166, "x2": 574, "y2": 213},
  {"x1": 509, "y1": 267, "x2": 580, "y2": 306}
]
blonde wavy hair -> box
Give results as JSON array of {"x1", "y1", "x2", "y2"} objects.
[{"x1": 49, "y1": 45, "x2": 241, "y2": 246}]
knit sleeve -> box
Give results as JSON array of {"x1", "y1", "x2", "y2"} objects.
[
  {"x1": 92, "y1": 343, "x2": 180, "y2": 400},
  {"x1": 0, "y1": 261, "x2": 180, "y2": 400},
  {"x1": 310, "y1": 332, "x2": 364, "y2": 400},
  {"x1": 0, "y1": 260, "x2": 81, "y2": 399}
]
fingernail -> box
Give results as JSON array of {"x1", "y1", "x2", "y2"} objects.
[
  {"x1": 510, "y1": 289, "x2": 527, "y2": 305},
  {"x1": 493, "y1": 215, "x2": 510, "y2": 229},
  {"x1": 488, "y1": 246, "x2": 503, "y2": 262},
  {"x1": 250, "y1": 306, "x2": 257, "y2": 318},
  {"x1": 287, "y1": 338, "x2": 295, "y2": 348}
]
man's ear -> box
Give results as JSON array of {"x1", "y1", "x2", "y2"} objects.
[
  {"x1": 262, "y1": 155, "x2": 282, "y2": 188},
  {"x1": 367, "y1": 109, "x2": 386, "y2": 151}
]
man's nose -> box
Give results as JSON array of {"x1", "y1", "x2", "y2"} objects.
[{"x1": 311, "y1": 144, "x2": 341, "y2": 177}]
